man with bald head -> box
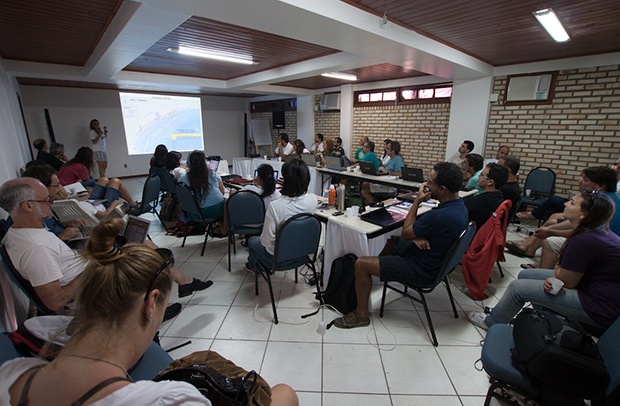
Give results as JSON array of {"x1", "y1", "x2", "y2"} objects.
[
  {"x1": 0, "y1": 178, "x2": 84, "y2": 312},
  {"x1": 0, "y1": 178, "x2": 213, "y2": 313}
]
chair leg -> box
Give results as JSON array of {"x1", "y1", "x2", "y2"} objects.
[
  {"x1": 419, "y1": 294, "x2": 439, "y2": 346},
  {"x1": 201, "y1": 224, "x2": 212, "y2": 256},
  {"x1": 264, "y1": 271, "x2": 279, "y2": 324},
  {"x1": 227, "y1": 234, "x2": 232, "y2": 272},
  {"x1": 232, "y1": 234, "x2": 236, "y2": 255},
  {"x1": 181, "y1": 225, "x2": 188, "y2": 247},
  {"x1": 443, "y1": 277, "x2": 459, "y2": 318},
  {"x1": 379, "y1": 282, "x2": 388, "y2": 317},
  {"x1": 496, "y1": 261, "x2": 505, "y2": 278},
  {"x1": 294, "y1": 267, "x2": 298, "y2": 284}
]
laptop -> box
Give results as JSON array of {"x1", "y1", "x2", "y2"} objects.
[
  {"x1": 207, "y1": 159, "x2": 220, "y2": 172},
  {"x1": 300, "y1": 153, "x2": 317, "y2": 166},
  {"x1": 52, "y1": 200, "x2": 99, "y2": 227},
  {"x1": 254, "y1": 169, "x2": 279, "y2": 182},
  {"x1": 401, "y1": 167, "x2": 425, "y2": 182},
  {"x1": 359, "y1": 205, "x2": 407, "y2": 227},
  {"x1": 324, "y1": 155, "x2": 345, "y2": 171},
  {"x1": 359, "y1": 161, "x2": 388, "y2": 176},
  {"x1": 121, "y1": 215, "x2": 151, "y2": 244}
]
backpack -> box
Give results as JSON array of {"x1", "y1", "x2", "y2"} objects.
[
  {"x1": 320, "y1": 254, "x2": 357, "y2": 314},
  {"x1": 511, "y1": 309, "x2": 609, "y2": 399}
]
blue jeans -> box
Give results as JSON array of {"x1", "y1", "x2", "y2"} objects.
[
  {"x1": 90, "y1": 184, "x2": 121, "y2": 209},
  {"x1": 485, "y1": 268, "x2": 601, "y2": 328},
  {"x1": 247, "y1": 236, "x2": 273, "y2": 270}
]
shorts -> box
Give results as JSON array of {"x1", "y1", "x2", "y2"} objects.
[
  {"x1": 94, "y1": 151, "x2": 107, "y2": 162},
  {"x1": 90, "y1": 184, "x2": 121, "y2": 209},
  {"x1": 546, "y1": 236, "x2": 566, "y2": 255},
  {"x1": 378, "y1": 238, "x2": 433, "y2": 286}
]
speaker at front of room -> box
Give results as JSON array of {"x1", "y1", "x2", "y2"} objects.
[{"x1": 273, "y1": 111, "x2": 285, "y2": 129}]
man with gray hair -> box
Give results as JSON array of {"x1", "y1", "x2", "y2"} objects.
[
  {"x1": 0, "y1": 178, "x2": 213, "y2": 314},
  {"x1": 33, "y1": 139, "x2": 64, "y2": 171}
]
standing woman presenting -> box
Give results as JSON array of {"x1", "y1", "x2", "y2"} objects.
[{"x1": 89, "y1": 119, "x2": 108, "y2": 178}]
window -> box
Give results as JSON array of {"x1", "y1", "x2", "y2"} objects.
[{"x1": 354, "y1": 83, "x2": 452, "y2": 107}]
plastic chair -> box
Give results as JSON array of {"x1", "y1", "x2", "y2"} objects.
[
  {"x1": 481, "y1": 316, "x2": 620, "y2": 406},
  {"x1": 254, "y1": 213, "x2": 322, "y2": 324},
  {"x1": 0, "y1": 244, "x2": 54, "y2": 316},
  {"x1": 175, "y1": 183, "x2": 219, "y2": 256},
  {"x1": 226, "y1": 190, "x2": 265, "y2": 272},
  {"x1": 133, "y1": 174, "x2": 164, "y2": 226},
  {"x1": 379, "y1": 222, "x2": 476, "y2": 346},
  {"x1": 521, "y1": 167, "x2": 556, "y2": 225},
  {"x1": 150, "y1": 166, "x2": 177, "y2": 196}
]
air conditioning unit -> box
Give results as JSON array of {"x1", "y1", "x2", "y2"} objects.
[
  {"x1": 506, "y1": 74, "x2": 553, "y2": 102},
  {"x1": 319, "y1": 93, "x2": 340, "y2": 110}
]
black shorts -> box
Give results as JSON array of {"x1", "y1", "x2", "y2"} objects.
[{"x1": 378, "y1": 238, "x2": 432, "y2": 286}]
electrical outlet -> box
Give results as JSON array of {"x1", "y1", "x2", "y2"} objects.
[{"x1": 123, "y1": 164, "x2": 128, "y2": 168}]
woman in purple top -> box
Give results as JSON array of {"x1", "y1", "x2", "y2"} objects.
[{"x1": 468, "y1": 190, "x2": 620, "y2": 330}]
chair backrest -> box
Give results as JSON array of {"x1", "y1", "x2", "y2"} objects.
[
  {"x1": 0, "y1": 244, "x2": 54, "y2": 315},
  {"x1": 596, "y1": 317, "x2": 620, "y2": 402},
  {"x1": 272, "y1": 213, "x2": 322, "y2": 265},
  {"x1": 175, "y1": 183, "x2": 203, "y2": 219},
  {"x1": 150, "y1": 166, "x2": 176, "y2": 193},
  {"x1": 140, "y1": 174, "x2": 161, "y2": 212},
  {"x1": 524, "y1": 167, "x2": 556, "y2": 196},
  {"x1": 226, "y1": 190, "x2": 265, "y2": 230},
  {"x1": 508, "y1": 195, "x2": 523, "y2": 223},
  {"x1": 431, "y1": 222, "x2": 476, "y2": 286}
]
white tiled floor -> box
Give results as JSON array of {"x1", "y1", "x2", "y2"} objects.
[{"x1": 125, "y1": 177, "x2": 542, "y2": 406}]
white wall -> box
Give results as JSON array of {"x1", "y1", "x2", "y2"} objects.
[
  {"x1": 19, "y1": 86, "x2": 248, "y2": 178},
  {"x1": 446, "y1": 76, "x2": 493, "y2": 159}
]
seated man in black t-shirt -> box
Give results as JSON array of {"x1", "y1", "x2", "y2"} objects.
[
  {"x1": 498, "y1": 155, "x2": 521, "y2": 211},
  {"x1": 464, "y1": 163, "x2": 509, "y2": 231}
]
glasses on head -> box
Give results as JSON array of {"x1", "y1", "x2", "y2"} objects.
[
  {"x1": 144, "y1": 248, "x2": 174, "y2": 301},
  {"x1": 27, "y1": 197, "x2": 54, "y2": 205}
]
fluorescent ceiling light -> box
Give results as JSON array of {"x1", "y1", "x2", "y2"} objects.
[
  {"x1": 321, "y1": 72, "x2": 358, "y2": 81},
  {"x1": 533, "y1": 8, "x2": 570, "y2": 42},
  {"x1": 168, "y1": 46, "x2": 256, "y2": 65}
]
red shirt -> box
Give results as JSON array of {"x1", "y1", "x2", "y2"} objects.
[{"x1": 57, "y1": 163, "x2": 89, "y2": 186}]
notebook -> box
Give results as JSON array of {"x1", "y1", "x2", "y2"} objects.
[
  {"x1": 401, "y1": 167, "x2": 425, "y2": 182},
  {"x1": 301, "y1": 153, "x2": 317, "y2": 166},
  {"x1": 122, "y1": 215, "x2": 151, "y2": 244},
  {"x1": 324, "y1": 155, "x2": 345, "y2": 171},
  {"x1": 359, "y1": 161, "x2": 388, "y2": 176}
]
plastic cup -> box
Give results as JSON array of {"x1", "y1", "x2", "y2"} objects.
[
  {"x1": 278, "y1": 157, "x2": 282, "y2": 162},
  {"x1": 346, "y1": 207, "x2": 355, "y2": 218},
  {"x1": 549, "y1": 277, "x2": 564, "y2": 295},
  {"x1": 350, "y1": 205, "x2": 360, "y2": 214},
  {"x1": 526, "y1": 189, "x2": 532, "y2": 197},
  {"x1": 346, "y1": 166, "x2": 352, "y2": 172},
  {"x1": 263, "y1": 155, "x2": 268, "y2": 160}
]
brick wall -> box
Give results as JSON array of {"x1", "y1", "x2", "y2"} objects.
[
  {"x1": 352, "y1": 103, "x2": 451, "y2": 170},
  {"x1": 250, "y1": 111, "x2": 298, "y2": 156},
  {"x1": 486, "y1": 64, "x2": 620, "y2": 195}
]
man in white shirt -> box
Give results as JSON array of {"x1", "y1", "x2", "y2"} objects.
[
  {"x1": 0, "y1": 178, "x2": 213, "y2": 313},
  {"x1": 484, "y1": 145, "x2": 510, "y2": 166},
  {"x1": 448, "y1": 140, "x2": 474, "y2": 166},
  {"x1": 274, "y1": 133, "x2": 294, "y2": 158},
  {"x1": 310, "y1": 133, "x2": 325, "y2": 155}
]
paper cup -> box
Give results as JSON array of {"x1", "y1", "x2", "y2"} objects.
[
  {"x1": 263, "y1": 155, "x2": 268, "y2": 160},
  {"x1": 549, "y1": 277, "x2": 564, "y2": 295},
  {"x1": 278, "y1": 157, "x2": 282, "y2": 162}
]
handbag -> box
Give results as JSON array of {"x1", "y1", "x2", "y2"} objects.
[
  {"x1": 154, "y1": 350, "x2": 271, "y2": 406},
  {"x1": 155, "y1": 364, "x2": 257, "y2": 406}
]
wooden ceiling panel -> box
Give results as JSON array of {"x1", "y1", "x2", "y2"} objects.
[
  {"x1": 0, "y1": 0, "x2": 121, "y2": 66},
  {"x1": 124, "y1": 16, "x2": 339, "y2": 80},
  {"x1": 346, "y1": 0, "x2": 620, "y2": 66}
]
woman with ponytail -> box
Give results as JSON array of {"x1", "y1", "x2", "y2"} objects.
[
  {"x1": 468, "y1": 190, "x2": 620, "y2": 331},
  {"x1": 0, "y1": 218, "x2": 210, "y2": 405}
]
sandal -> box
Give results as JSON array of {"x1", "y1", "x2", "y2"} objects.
[
  {"x1": 520, "y1": 263, "x2": 538, "y2": 269},
  {"x1": 506, "y1": 241, "x2": 534, "y2": 258},
  {"x1": 516, "y1": 211, "x2": 535, "y2": 220}
]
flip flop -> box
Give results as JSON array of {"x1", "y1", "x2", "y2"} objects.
[
  {"x1": 520, "y1": 263, "x2": 538, "y2": 269},
  {"x1": 516, "y1": 211, "x2": 535, "y2": 220},
  {"x1": 505, "y1": 241, "x2": 534, "y2": 258}
]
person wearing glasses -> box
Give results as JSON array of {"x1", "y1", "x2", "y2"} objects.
[
  {"x1": 463, "y1": 163, "x2": 509, "y2": 233},
  {"x1": 0, "y1": 178, "x2": 212, "y2": 314},
  {"x1": 468, "y1": 190, "x2": 620, "y2": 331}
]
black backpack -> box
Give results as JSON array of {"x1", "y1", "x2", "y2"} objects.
[
  {"x1": 511, "y1": 309, "x2": 609, "y2": 399},
  {"x1": 320, "y1": 254, "x2": 357, "y2": 314}
]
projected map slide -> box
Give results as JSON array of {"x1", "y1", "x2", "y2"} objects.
[{"x1": 119, "y1": 92, "x2": 204, "y2": 155}]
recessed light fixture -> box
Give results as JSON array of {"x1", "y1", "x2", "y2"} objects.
[
  {"x1": 321, "y1": 72, "x2": 358, "y2": 81},
  {"x1": 167, "y1": 46, "x2": 256, "y2": 65},
  {"x1": 533, "y1": 8, "x2": 570, "y2": 43}
]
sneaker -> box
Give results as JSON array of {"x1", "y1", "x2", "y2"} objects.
[
  {"x1": 178, "y1": 278, "x2": 214, "y2": 298},
  {"x1": 243, "y1": 264, "x2": 257, "y2": 275},
  {"x1": 163, "y1": 303, "x2": 182, "y2": 322},
  {"x1": 467, "y1": 312, "x2": 489, "y2": 330},
  {"x1": 333, "y1": 312, "x2": 370, "y2": 329}
]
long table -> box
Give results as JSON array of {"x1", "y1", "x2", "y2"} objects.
[{"x1": 317, "y1": 167, "x2": 423, "y2": 191}]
